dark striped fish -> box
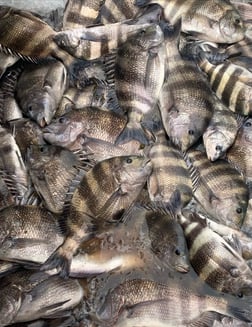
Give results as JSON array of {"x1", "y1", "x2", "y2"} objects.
[
  {"x1": 145, "y1": 210, "x2": 190, "y2": 273},
  {"x1": 54, "y1": 5, "x2": 162, "y2": 61},
  {"x1": 185, "y1": 149, "x2": 249, "y2": 229},
  {"x1": 63, "y1": 0, "x2": 102, "y2": 29},
  {"x1": 179, "y1": 210, "x2": 252, "y2": 296},
  {"x1": 225, "y1": 33, "x2": 252, "y2": 59},
  {"x1": 97, "y1": 278, "x2": 252, "y2": 325},
  {"x1": 226, "y1": 117, "x2": 252, "y2": 183},
  {"x1": 159, "y1": 21, "x2": 214, "y2": 152},
  {"x1": 16, "y1": 60, "x2": 68, "y2": 127},
  {"x1": 27, "y1": 144, "x2": 92, "y2": 214},
  {"x1": 0, "y1": 6, "x2": 76, "y2": 66},
  {"x1": 99, "y1": 0, "x2": 139, "y2": 23},
  {"x1": 198, "y1": 53, "x2": 252, "y2": 116},
  {"x1": 136, "y1": 0, "x2": 245, "y2": 43},
  {"x1": 147, "y1": 130, "x2": 193, "y2": 209},
  {"x1": 41, "y1": 155, "x2": 152, "y2": 277},
  {"x1": 203, "y1": 97, "x2": 239, "y2": 161},
  {"x1": 113, "y1": 24, "x2": 165, "y2": 145}
]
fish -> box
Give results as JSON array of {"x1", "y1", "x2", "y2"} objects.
[
  {"x1": 27, "y1": 144, "x2": 92, "y2": 214},
  {"x1": 112, "y1": 23, "x2": 165, "y2": 145},
  {"x1": 0, "y1": 205, "x2": 64, "y2": 265},
  {"x1": 41, "y1": 155, "x2": 152, "y2": 277},
  {"x1": 226, "y1": 117, "x2": 252, "y2": 183},
  {"x1": 135, "y1": 0, "x2": 245, "y2": 43},
  {"x1": 202, "y1": 97, "x2": 239, "y2": 161},
  {"x1": 179, "y1": 210, "x2": 252, "y2": 297},
  {"x1": 213, "y1": 315, "x2": 251, "y2": 327},
  {"x1": 0, "y1": 52, "x2": 19, "y2": 79},
  {"x1": 43, "y1": 106, "x2": 130, "y2": 151},
  {"x1": 0, "y1": 270, "x2": 83, "y2": 326},
  {"x1": 97, "y1": 278, "x2": 252, "y2": 325},
  {"x1": 62, "y1": 0, "x2": 103, "y2": 30},
  {"x1": 159, "y1": 20, "x2": 214, "y2": 152},
  {"x1": 99, "y1": 0, "x2": 139, "y2": 24},
  {"x1": 0, "y1": 260, "x2": 19, "y2": 278},
  {"x1": 16, "y1": 60, "x2": 68, "y2": 127},
  {"x1": 145, "y1": 210, "x2": 190, "y2": 273},
  {"x1": 197, "y1": 52, "x2": 252, "y2": 117},
  {"x1": 147, "y1": 129, "x2": 193, "y2": 209},
  {"x1": 54, "y1": 4, "x2": 162, "y2": 61},
  {"x1": 185, "y1": 148, "x2": 249, "y2": 229}
]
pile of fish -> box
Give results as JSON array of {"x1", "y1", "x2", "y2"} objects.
[{"x1": 2, "y1": 0, "x2": 252, "y2": 326}]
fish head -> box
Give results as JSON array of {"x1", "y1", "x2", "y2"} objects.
[
  {"x1": 219, "y1": 10, "x2": 245, "y2": 44},
  {"x1": 134, "y1": 23, "x2": 164, "y2": 50},
  {"x1": 53, "y1": 30, "x2": 80, "y2": 51},
  {"x1": 203, "y1": 129, "x2": 231, "y2": 161},
  {"x1": 43, "y1": 114, "x2": 84, "y2": 149}
]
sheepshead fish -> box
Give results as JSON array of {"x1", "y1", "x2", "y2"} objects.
[
  {"x1": 63, "y1": 0, "x2": 102, "y2": 29},
  {"x1": 203, "y1": 97, "x2": 239, "y2": 161},
  {"x1": 135, "y1": 0, "x2": 245, "y2": 43},
  {"x1": 159, "y1": 21, "x2": 214, "y2": 152},
  {"x1": 16, "y1": 60, "x2": 68, "y2": 127},
  {"x1": 198, "y1": 53, "x2": 252, "y2": 117},
  {"x1": 145, "y1": 210, "x2": 190, "y2": 273},
  {"x1": 179, "y1": 210, "x2": 252, "y2": 297},
  {"x1": 185, "y1": 149, "x2": 249, "y2": 229},
  {"x1": 112, "y1": 24, "x2": 165, "y2": 145},
  {"x1": 99, "y1": 0, "x2": 139, "y2": 23},
  {"x1": 54, "y1": 4, "x2": 162, "y2": 61},
  {"x1": 41, "y1": 155, "x2": 152, "y2": 277},
  {"x1": 97, "y1": 278, "x2": 252, "y2": 325},
  {"x1": 0, "y1": 205, "x2": 64, "y2": 265},
  {"x1": 0, "y1": 270, "x2": 83, "y2": 326},
  {"x1": 27, "y1": 144, "x2": 92, "y2": 214}
]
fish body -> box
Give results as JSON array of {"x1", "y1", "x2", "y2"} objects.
[
  {"x1": 135, "y1": 0, "x2": 245, "y2": 43},
  {"x1": 203, "y1": 98, "x2": 239, "y2": 161},
  {"x1": 145, "y1": 211, "x2": 190, "y2": 273},
  {"x1": 27, "y1": 144, "x2": 91, "y2": 214},
  {"x1": 41, "y1": 155, "x2": 152, "y2": 277},
  {"x1": 63, "y1": 0, "x2": 102, "y2": 29},
  {"x1": 159, "y1": 21, "x2": 214, "y2": 151},
  {"x1": 16, "y1": 60, "x2": 68, "y2": 127},
  {"x1": 113, "y1": 24, "x2": 165, "y2": 144},
  {"x1": 185, "y1": 149, "x2": 248, "y2": 229},
  {"x1": 179, "y1": 210, "x2": 252, "y2": 296},
  {"x1": 198, "y1": 54, "x2": 252, "y2": 116},
  {"x1": 99, "y1": 0, "x2": 139, "y2": 23},
  {"x1": 97, "y1": 278, "x2": 252, "y2": 325},
  {"x1": 0, "y1": 205, "x2": 64, "y2": 265}
]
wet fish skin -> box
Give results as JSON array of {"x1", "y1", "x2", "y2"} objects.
[
  {"x1": 63, "y1": 0, "x2": 103, "y2": 30},
  {"x1": 159, "y1": 20, "x2": 214, "y2": 152},
  {"x1": 185, "y1": 148, "x2": 249, "y2": 229},
  {"x1": 203, "y1": 98, "x2": 239, "y2": 161},
  {"x1": 179, "y1": 210, "x2": 252, "y2": 297},
  {"x1": 135, "y1": 0, "x2": 245, "y2": 43},
  {"x1": 145, "y1": 211, "x2": 190, "y2": 273},
  {"x1": 41, "y1": 155, "x2": 152, "y2": 277},
  {"x1": 0, "y1": 205, "x2": 64, "y2": 265},
  {"x1": 114, "y1": 23, "x2": 165, "y2": 145},
  {"x1": 100, "y1": 0, "x2": 139, "y2": 24},
  {"x1": 97, "y1": 278, "x2": 252, "y2": 325},
  {"x1": 16, "y1": 60, "x2": 68, "y2": 127}
]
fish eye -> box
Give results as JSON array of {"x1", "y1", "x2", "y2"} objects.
[
  {"x1": 175, "y1": 249, "x2": 181, "y2": 256},
  {"x1": 188, "y1": 130, "x2": 194, "y2": 135},
  {"x1": 236, "y1": 207, "x2": 243, "y2": 214},
  {"x1": 58, "y1": 117, "x2": 66, "y2": 124},
  {"x1": 126, "y1": 158, "x2": 133, "y2": 164},
  {"x1": 139, "y1": 144, "x2": 145, "y2": 150},
  {"x1": 237, "y1": 292, "x2": 243, "y2": 298},
  {"x1": 28, "y1": 105, "x2": 33, "y2": 112},
  {"x1": 39, "y1": 146, "x2": 45, "y2": 153},
  {"x1": 245, "y1": 121, "x2": 252, "y2": 127},
  {"x1": 140, "y1": 29, "x2": 146, "y2": 35},
  {"x1": 234, "y1": 18, "x2": 241, "y2": 25},
  {"x1": 215, "y1": 145, "x2": 222, "y2": 152}
]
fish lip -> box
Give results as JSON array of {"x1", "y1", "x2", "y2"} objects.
[{"x1": 174, "y1": 263, "x2": 190, "y2": 273}]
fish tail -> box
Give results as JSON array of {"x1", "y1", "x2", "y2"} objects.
[{"x1": 115, "y1": 123, "x2": 150, "y2": 145}]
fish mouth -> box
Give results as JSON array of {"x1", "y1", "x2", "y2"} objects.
[{"x1": 174, "y1": 263, "x2": 190, "y2": 273}]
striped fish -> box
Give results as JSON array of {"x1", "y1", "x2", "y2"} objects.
[
  {"x1": 198, "y1": 53, "x2": 252, "y2": 116},
  {"x1": 179, "y1": 210, "x2": 252, "y2": 296},
  {"x1": 185, "y1": 149, "x2": 249, "y2": 229},
  {"x1": 99, "y1": 0, "x2": 139, "y2": 24},
  {"x1": 97, "y1": 278, "x2": 252, "y2": 325},
  {"x1": 147, "y1": 129, "x2": 193, "y2": 209},
  {"x1": 112, "y1": 24, "x2": 165, "y2": 145},
  {"x1": 159, "y1": 21, "x2": 214, "y2": 152},
  {"x1": 203, "y1": 97, "x2": 239, "y2": 162},
  {"x1": 135, "y1": 0, "x2": 245, "y2": 43},
  {"x1": 63, "y1": 0, "x2": 103, "y2": 30},
  {"x1": 41, "y1": 155, "x2": 152, "y2": 277}
]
